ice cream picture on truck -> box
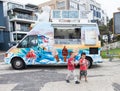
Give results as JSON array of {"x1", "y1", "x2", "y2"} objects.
[{"x1": 4, "y1": 8, "x2": 102, "y2": 70}]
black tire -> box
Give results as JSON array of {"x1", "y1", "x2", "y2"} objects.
[
  {"x1": 11, "y1": 58, "x2": 25, "y2": 70},
  {"x1": 86, "y1": 57, "x2": 93, "y2": 68}
]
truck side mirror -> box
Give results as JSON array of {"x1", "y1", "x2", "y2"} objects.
[{"x1": 8, "y1": 42, "x2": 17, "y2": 47}]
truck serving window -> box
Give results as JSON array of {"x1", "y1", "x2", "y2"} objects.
[
  {"x1": 54, "y1": 28, "x2": 81, "y2": 44},
  {"x1": 17, "y1": 35, "x2": 38, "y2": 48}
]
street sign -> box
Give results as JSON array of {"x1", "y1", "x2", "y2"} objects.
[
  {"x1": 113, "y1": 12, "x2": 120, "y2": 34},
  {"x1": 62, "y1": 11, "x2": 79, "y2": 18},
  {"x1": 51, "y1": 10, "x2": 88, "y2": 19},
  {"x1": 52, "y1": 10, "x2": 61, "y2": 19}
]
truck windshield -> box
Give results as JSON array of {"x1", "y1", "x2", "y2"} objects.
[{"x1": 17, "y1": 35, "x2": 38, "y2": 48}]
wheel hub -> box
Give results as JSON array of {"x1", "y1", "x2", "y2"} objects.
[{"x1": 15, "y1": 61, "x2": 21, "y2": 67}]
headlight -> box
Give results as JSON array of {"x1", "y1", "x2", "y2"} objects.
[{"x1": 4, "y1": 53, "x2": 8, "y2": 57}]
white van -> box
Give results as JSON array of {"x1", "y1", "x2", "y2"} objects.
[{"x1": 4, "y1": 22, "x2": 102, "y2": 69}]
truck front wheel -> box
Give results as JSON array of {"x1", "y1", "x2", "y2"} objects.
[{"x1": 11, "y1": 58, "x2": 25, "y2": 70}]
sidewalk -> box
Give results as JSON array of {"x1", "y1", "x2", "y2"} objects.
[
  {"x1": 40, "y1": 79, "x2": 114, "y2": 91},
  {"x1": 103, "y1": 58, "x2": 120, "y2": 61},
  {"x1": 40, "y1": 59, "x2": 120, "y2": 91},
  {"x1": 0, "y1": 51, "x2": 5, "y2": 62}
]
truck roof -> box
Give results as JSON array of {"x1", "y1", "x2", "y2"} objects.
[
  {"x1": 27, "y1": 22, "x2": 99, "y2": 36},
  {"x1": 51, "y1": 22, "x2": 97, "y2": 28}
]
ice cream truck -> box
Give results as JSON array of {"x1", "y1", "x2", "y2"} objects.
[{"x1": 4, "y1": 21, "x2": 102, "y2": 69}]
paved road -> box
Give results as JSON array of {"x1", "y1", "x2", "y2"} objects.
[
  {"x1": 0, "y1": 54, "x2": 4, "y2": 62},
  {"x1": 0, "y1": 62, "x2": 67, "y2": 91},
  {"x1": 0, "y1": 59, "x2": 120, "y2": 91}
]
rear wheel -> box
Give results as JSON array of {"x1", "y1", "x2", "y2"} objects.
[
  {"x1": 11, "y1": 58, "x2": 26, "y2": 70},
  {"x1": 86, "y1": 57, "x2": 93, "y2": 68}
]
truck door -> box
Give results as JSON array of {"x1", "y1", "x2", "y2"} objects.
[
  {"x1": 17, "y1": 35, "x2": 38, "y2": 64},
  {"x1": 37, "y1": 35, "x2": 55, "y2": 64}
]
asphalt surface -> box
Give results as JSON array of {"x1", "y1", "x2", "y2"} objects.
[
  {"x1": 0, "y1": 62, "x2": 67, "y2": 91},
  {"x1": 40, "y1": 59, "x2": 120, "y2": 91},
  {"x1": 0, "y1": 58, "x2": 120, "y2": 91},
  {"x1": 0, "y1": 69, "x2": 66, "y2": 91},
  {"x1": 0, "y1": 54, "x2": 4, "y2": 62}
]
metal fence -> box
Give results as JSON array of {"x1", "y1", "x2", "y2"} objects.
[{"x1": 102, "y1": 41, "x2": 120, "y2": 51}]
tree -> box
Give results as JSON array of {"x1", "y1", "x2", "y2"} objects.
[
  {"x1": 108, "y1": 18, "x2": 113, "y2": 33},
  {"x1": 99, "y1": 25, "x2": 108, "y2": 35}
]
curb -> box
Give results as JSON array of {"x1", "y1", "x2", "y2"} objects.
[
  {"x1": 0, "y1": 53, "x2": 5, "y2": 56},
  {"x1": 103, "y1": 58, "x2": 120, "y2": 61}
]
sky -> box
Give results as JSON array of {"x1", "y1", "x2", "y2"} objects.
[
  {"x1": 12, "y1": 0, "x2": 120, "y2": 19},
  {"x1": 96, "y1": 0, "x2": 120, "y2": 18}
]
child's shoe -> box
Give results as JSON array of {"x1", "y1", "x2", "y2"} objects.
[
  {"x1": 66, "y1": 80, "x2": 70, "y2": 83},
  {"x1": 85, "y1": 80, "x2": 88, "y2": 82},
  {"x1": 75, "y1": 81, "x2": 80, "y2": 84}
]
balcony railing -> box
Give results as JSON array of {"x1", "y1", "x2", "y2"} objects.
[
  {"x1": 9, "y1": 14, "x2": 37, "y2": 21},
  {"x1": 54, "y1": 39, "x2": 81, "y2": 44},
  {"x1": 16, "y1": 29, "x2": 30, "y2": 32}
]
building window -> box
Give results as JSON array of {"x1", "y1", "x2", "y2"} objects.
[
  {"x1": 8, "y1": 11, "x2": 37, "y2": 21},
  {"x1": 74, "y1": 0, "x2": 80, "y2": 2},
  {"x1": 70, "y1": 1, "x2": 78, "y2": 9},
  {"x1": 95, "y1": 12, "x2": 101, "y2": 18},
  {"x1": 10, "y1": 22, "x2": 30, "y2": 32},
  {"x1": 13, "y1": 33, "x2": 26, "y2": 42},
  {"x1": 16, "y1": 23, "x2": 30, "y2": 32},
  {"x1": 93, "y1": 10, "x2": 96, "y2": 17},
  {"x1": 56, "y1": 1, "x2": 65, "y2": 9},
  {"x1": 7, "y1": 2, "x2": 23, "y2": 10},
  {"x1": 98, "y1": 12, "x2": 101, "y2": 18},
  {"x1": 71, "y1": 0, "x2": 80, "y2": 2},
  {"x1": 102, "y1": 17, "x2": 105, "y2": 21},
  {"x1": 79, "y1": 5, "x2": 85, "y2": 11},
  {"x1": 96, "y1": 11, "x2": 98, "y2": 17},
  {"x1": 52, "y1": 10, "x2": 61, "y2": 18},
  {"x1": 102, "y1": 10, "x2": 104, "y2": 14},
  {"x1": 0, "y1": 30, "x2": 4, "y2": 43},
  {"x1": 62, "y1": 11, "x2": 79, "y2": 18},
  {"x1": 90, "y1": 4, "x2": 93, "y2": 10}
]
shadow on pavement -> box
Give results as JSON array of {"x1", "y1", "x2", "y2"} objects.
[
  {"x1": 23, "y1": 64, "x2": 102, "y2": 70},
  {"x1": 5, "y1": 64, "x2": 102, "y2": 70},
  {"x1": 90, "y1": 64, "x2": 102, "y2": 69},
  {"x1": 0, "y1": 54, "x2": 4, "y2": 62},
  {"x1": 27, "y1": 65, "x2": 67, "y2": 70},
  {"x1": 112, "y1": 83, "x2": 120, "y2": 91}
]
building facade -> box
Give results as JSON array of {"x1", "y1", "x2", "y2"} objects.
[
  {"x1": 6, "y1": 2, "x2": 38, "y2": 42},
  {"x1": 38, "y1": 0, "x2": 108, "y2": 25},
  {"x1": 39, "y1": 0, "x2": 85, "y2": 10},
  {"x1": 0, "y1": 0, "x2": 38, "y2": 51},
  {"x1": 101, "y1": 10, "x2": 108, "y2": 25},
  {"x1": 88, "y1": 0, "x2": 108, "y2": 25},
  {"x1": 0, "y1": 0, "x2": 10, "y2": 51},
  {"x1": 38, "y1": 0, "x2": 69, "y2": 10}
]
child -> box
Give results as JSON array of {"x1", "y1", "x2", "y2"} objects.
[
  {"x1": 79, "y1": 52, "x2": 88, "y2": 82},
  {"x1": 66, "y1": 52, "x2": 80, "y2": 84}
]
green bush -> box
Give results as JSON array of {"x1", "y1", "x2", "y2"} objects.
[{"x1": 101, "y1": 48, "x2": 120, "y2": 58}]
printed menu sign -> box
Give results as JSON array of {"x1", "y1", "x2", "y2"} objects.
[{"x1": 82, "y1": 27, "x2": 97, "y2": 45}]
